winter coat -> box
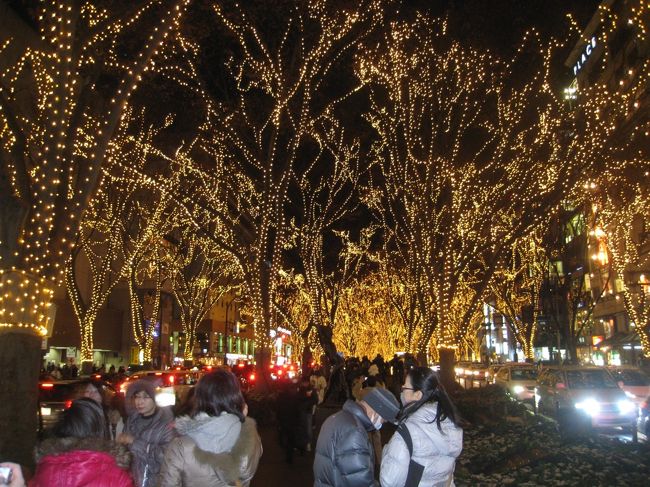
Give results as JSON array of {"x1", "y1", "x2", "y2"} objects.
[
  {"x1": 159, "y1": 412, "x2": 262, "y2": 487},
  {"x1": 30, "y1": 436, "x2": 133, "y2": 487},
  {"x1": 313, "y1": 400, "x2": 378, "y2": 487},
  {"x1": 380, "y1": 402, "x2": 463, "y2": 487},
  {"x1": 124, "y1": 406, "x2": 176, "y2": 487}
]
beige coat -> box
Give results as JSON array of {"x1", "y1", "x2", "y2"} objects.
[{"x1": 159, "y1": 414, "x2": 262, "y2": 487}]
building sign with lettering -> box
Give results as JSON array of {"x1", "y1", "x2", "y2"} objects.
[{"x1": 573, "y1": 36, "x2": 597, "y2": 76}]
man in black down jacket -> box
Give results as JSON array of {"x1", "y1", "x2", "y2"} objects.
[{"x1": 313, "y1": 387, "x2": 400, "y2": 487}]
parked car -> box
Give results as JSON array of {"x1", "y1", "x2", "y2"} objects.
[
  {"x1": 607, "y1": 366, "x2": 650, "y2": 406},
  {"x1": 486, "y1": 364, "x2": 505, "y2": 384},
  {"x1": 494, "y1": 364, "x2": 538, "y2": 401},
  {"x1": 38, "y1": 379, "x2": 117, "y2": 437},
  {"x1": 535, "y1": 366, "x2": 637, "y2": 432},
  {"x1": 454, "y1": 362, "x2": 488, "y2": 388}
]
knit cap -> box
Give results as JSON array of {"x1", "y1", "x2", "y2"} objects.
[{"x1": 362, "y1": 387, "x2": 400, "y2": 423}]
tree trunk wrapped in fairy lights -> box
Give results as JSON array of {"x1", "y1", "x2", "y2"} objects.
[{"x1": 0, "y1": 0, "x2": 191, "y2": 466}]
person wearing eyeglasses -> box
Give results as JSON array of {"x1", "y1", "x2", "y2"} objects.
[{"x1": 380, "y1": 367, "x2": 464, "y2": 487}]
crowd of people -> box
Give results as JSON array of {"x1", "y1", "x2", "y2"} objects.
[
  {"x1": 1, "y1": 354, "x2": 464, "y2": 487},
  {"x1": 1, "y1": 369, "x2": 262, "y2": 487}
]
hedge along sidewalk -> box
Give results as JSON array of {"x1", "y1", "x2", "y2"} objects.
[{"x1": 451, "y1": 386, "x2": 650, "y2": 486}]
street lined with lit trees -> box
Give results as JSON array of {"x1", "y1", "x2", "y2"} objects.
[{"x1": 1, "y1": 0, "x2": 650, "y2": 479}]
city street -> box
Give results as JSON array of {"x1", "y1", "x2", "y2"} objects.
[
  {"x1": 1, "y1": 0, "x2": 649, "y2": 484},
  {"x1": 250, "y1": 425, "x2": 315, "y2": 487}
]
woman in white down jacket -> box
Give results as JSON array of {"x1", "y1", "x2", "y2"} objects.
[{"x1": 380, "y1": 367, "x2": 464, "y2": 487}]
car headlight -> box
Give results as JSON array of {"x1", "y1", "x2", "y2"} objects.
[
  {"x1": 618, "y1": 399, "x2": 635, "y2": 415},
  {"x1": 575, "y1": 398, "x2": 601, "y2": 416},
  {"x1": 513, "y1": 385, "x2": 525, "y2": 394}
]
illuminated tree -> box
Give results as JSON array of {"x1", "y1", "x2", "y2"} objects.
[
  {"x1": 489, "y1": 235, "x2": 547, "y2": 361},
  {"x1": 594, "y1": 163, "x2": 650, "y2": 357},
  {"x1": 165, "y1": 0, "x2": 387, "y2": 379},
  {"x1": 126, "y1": 223, "x2": 170, "y2": 366},
  {"x1": 167, "y1": 230, "x2": 240, "y2": 361},
  {"x1": 333, "y1": 271, "x2": 406, "y2": 359},
  {"x1": 296, "y1": 223, "x2": 370, "y2": 363},
  {"x1": 358, "y1": 16, "x2": 623, "y2": 382},
  {"x1": 377, "y1": 248, "x2": 422, "y2": 353},
  {"x1": 569, "y1": 1, "x2": 650, "y2": 358},
  {"x1": 65, "y1": 171, "x2": 138, "y2": 369},
  {"x1": 0, "y1": 1, "x2": 190, "y2": 465},
  {"x1": 65, "y1": 110, "x2": 176, "y2": 367}
]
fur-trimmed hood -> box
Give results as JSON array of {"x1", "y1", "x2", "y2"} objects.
[
  {"x1": 160, "y1": 416, "x2": 262, "y2": 487},
  {"x1": 35, "y1": 436, "x2": 131, "y2": 469}
]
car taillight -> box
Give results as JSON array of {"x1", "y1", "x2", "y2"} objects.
[
  {"x1": 40, "y1": 383, "x2": 54, "y2": 389},
  {"x1": 119, "y1": 382, "x2": 128, "y2": 394},
  {"x1": 277, "y1": 369, "x2": 283, "y2": 376},
  {"x1": 249, "y1": 373, "x2": 256, "y2": 381},
  {"x1": 238, "y1": 363, "x2": 245, "y2": 368},
  {"x1": 64, "y1": 400, "x2": 72, "y2": 409},
  {"x1": 168, "y1": 375, "x2": 175, "y2": 385}
]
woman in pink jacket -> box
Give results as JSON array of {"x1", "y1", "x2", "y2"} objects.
[{"x1": 30, "y1": 398, "x2": 134, "y2": 487}]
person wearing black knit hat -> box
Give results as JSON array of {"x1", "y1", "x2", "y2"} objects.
[
  {"x1": 118, "y1": 379, "x2": 175, "y2": 487},
  {"x1": 313, "y1": 386, "x2": 400, "y2": 486}
]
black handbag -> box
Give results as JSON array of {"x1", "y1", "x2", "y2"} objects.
[{"x1": 396, "y1": 424, "x2": 425, "y2": 487}]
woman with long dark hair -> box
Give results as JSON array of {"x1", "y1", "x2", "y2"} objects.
[
  {"x1": 159, "y1": 369, "x2": 262, "y2": 486},
  {"x1": 380, "y1": 367, "x2": 463, "y2": 487}
]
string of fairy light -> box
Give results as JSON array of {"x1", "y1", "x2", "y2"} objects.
[{"x1": 0, "y1": 0, "x2": 190, "y2": 339}]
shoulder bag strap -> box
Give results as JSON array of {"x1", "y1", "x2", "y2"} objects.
[{"x1": 396, "y1": 424, "x2": 425, "y2": 487}]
